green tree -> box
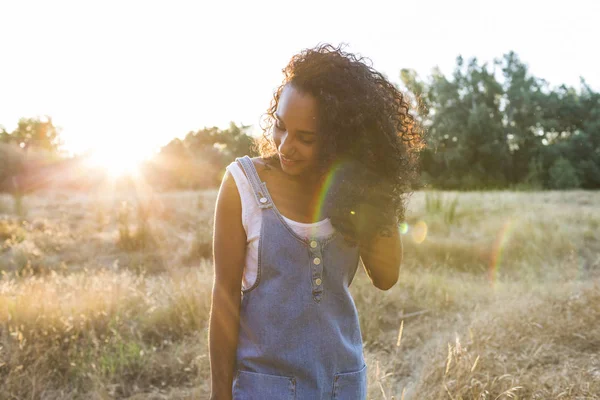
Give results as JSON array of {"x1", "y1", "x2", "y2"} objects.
[
  {"x1": 548, "y1": 157, "x2": 581, "y2": 189},
  {"x1": 535, "y1": 78, "x2": 600, "y2": 189},
  {"x1": 2, "y1": 116, "x2": 62, "y2": 152},
  {"x1": 402, "y1": 56, "x2": 509, "y2": 189},
  {"x1": 402, "y1": 51, "x2": 600, "y2": 190},
  {"x1": 144, "y1": 122, "x2": 256, "y2": 190},
  {"x1": 0, "y1": 117, "x2": 64, "y2": 211},
  {"x1": 498, "y1": 51, "x2": 548, "y2": 184}
]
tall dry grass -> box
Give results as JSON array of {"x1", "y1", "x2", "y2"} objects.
[{"x1": 0, "y1": 189, "x2": 598, "y2": 399}]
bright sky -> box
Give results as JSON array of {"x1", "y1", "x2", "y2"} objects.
[{"x1": 1, "y1": 0, "x2": 599, "y2": 160}]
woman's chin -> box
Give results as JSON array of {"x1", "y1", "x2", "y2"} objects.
[
  {"x1": 281, "y1": 164, "x2": 301, "y2": 175},
  {"x1": 280, "y1": 162, "x2": 309, "y2": 177}
]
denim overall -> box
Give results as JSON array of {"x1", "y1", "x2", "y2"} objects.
[{"x1": 232, "y1": 156, "x2": 367, "y2": 400}]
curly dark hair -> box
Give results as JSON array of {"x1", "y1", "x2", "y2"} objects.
[{"x1": 255, "y1": 43, "x2": 424, "y2": 244}]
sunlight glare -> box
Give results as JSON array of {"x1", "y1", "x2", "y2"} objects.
[{"x1": 85, "y1": 146, "x2": 147, "y2": 178}]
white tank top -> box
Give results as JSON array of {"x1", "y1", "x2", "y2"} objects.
[{"x1": 226, "y1": 161, "x2": 335, "y2": 290}]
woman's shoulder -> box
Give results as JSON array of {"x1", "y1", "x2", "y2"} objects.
[
  {"x1": 250, "y1": 156, "x2": 272, "y2": 169},
  {"x1": 231, "y1": 156, "x2": 277, "y2": 178}
]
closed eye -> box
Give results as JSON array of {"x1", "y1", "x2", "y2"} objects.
[
  {"x1": 299, "y1": 136, "x2": 316, "y2": 144},
  {"x1": 273, "y1": 113, "x2": 316, "y2": 144}
]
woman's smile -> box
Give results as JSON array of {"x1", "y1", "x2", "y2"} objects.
[{"x1": 280, "y1": 154, "x2": 301, "y2": 167}]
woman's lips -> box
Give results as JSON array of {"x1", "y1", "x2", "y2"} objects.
[
  {"x1": 279, "y1": 155, "x2": 299, "y2": 163},
  {"x1": 280, "y1": 155, "x2": 300, "y2": 165}
]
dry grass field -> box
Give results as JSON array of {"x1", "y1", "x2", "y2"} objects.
[{"x1": 0, "y1": 189, "x2": 598, "y2": 399}]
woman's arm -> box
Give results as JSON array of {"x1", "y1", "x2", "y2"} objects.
[
  {"x1": 209, "y1": 170, "x2": 246, "y2": 400},
  {"x1": 359, "y1": 225, "x2": 403, "y2": 290}
]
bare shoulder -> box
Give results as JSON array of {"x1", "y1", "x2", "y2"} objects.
[{"x1": 217, "y1": 170, "x2": 241, "y2": 210}]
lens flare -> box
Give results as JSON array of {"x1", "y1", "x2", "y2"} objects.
[
  {"x1": 489, "y1": 219, "x2": 514, "y2": 287},
  {"x1": 399, "y1": 222, "x2": 409, "y2": 235},
  {"x1": 411, "y1": 221, "x2": 428, "y2": 244},
  {"x1": 310, "y1": 160, "x2": 349, "y2": 222},
  {"x1": 308, "y1": 161, "x2": 419, "y2": 242}
]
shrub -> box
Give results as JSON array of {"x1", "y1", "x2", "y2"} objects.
[
  {"x1": 185, "y1": 224, "x2": 213, "y2": 263},
  {"x1": 548, "y1": 157, "x2": 581, "y2": 189},
  {"x1": 0, "y1": 218, "x2": 27, "y2": 243},
  {"x1": 424, "y1": 191, "x2": 459, "y2": 224},
  {"x1": 116, "y1": 201, "x2": 156, "y2": 251}
]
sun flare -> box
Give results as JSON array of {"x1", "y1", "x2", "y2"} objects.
[{"x1": 84, "y1": 146, "x2": 148, "y2": 178}]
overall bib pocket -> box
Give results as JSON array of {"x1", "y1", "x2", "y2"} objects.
[
  {"x1": 331, "y1": 364, "x2": 367, "y2": 400},
  {"x1": 232, "y1": 370, "x2": 296, "y2": 400}
]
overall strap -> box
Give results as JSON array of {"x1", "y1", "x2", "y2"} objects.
[{"x1": 235, "y1": 156, "x2": 274, "y2": 209}]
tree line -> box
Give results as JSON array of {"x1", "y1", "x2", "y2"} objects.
[
  {"x1": 401, "y1": 51, "x2": 600, "y2": 189},
  {"x1": 0, "y1": 120, "x2": 255, "y2": 195},
  {"x1": 1, "y1": 51, "x2": 599, "y2": 196}
]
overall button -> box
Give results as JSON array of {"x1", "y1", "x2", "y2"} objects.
[
  {"x1": 310, "y1": 240, "x2": 318, "y2": 248},
  {"x1": 259, "y1": 197, "x2": 268, "y2": 204},
  {"x1": 313, "y1": 257, "x2": 321, "y2": 265},
  {"x1": 315, "y1": 278, "x2": 322, "y2": 285}
]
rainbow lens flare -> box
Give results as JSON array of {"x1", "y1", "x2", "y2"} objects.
[{"x1": 488, "y1": 219, "x2": 514, "y2": 287}]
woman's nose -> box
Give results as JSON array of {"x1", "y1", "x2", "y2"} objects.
[{"x1": 278, "y1": 132, "x2": 294, "y2": 155}]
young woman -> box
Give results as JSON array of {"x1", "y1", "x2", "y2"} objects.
[{"x1": 209, "y1": 44, "x2": 422, "y2": 400}]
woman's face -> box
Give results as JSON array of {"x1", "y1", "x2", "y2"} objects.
[{"x1": 272, "y1": 84, "x2": 319, "y2": 178}]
